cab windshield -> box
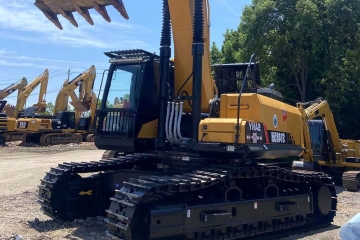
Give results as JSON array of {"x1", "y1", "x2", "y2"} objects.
[{"x1": 104, "y1": 64, "x2": 142, "y2": 109}]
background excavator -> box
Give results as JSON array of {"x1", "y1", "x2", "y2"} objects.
[
  {"x1": 292, "y1": 99, "x2": 360, "y2": 191},
  {"x1": 68, "y1": 66, "x2": 98, "y2": 142},
  {"x1": 35, "y1": 1, "x2": 337, "y2": 239},
  {"x1": 0, "y1": 100, "x2": 8, "y2": 144},
  {"x1": 0, "y1": 77, "x2": 28, "y2": 116},
  {"x1": 0, "y1": 70, "x2": 49, "y2": 142},
  {"x1": 17, "y1": 65, "x2": 97, "y2": 145}
]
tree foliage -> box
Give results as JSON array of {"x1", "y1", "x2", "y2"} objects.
[
  {"x1": 212, "y1": 0, "x2": 360, "y2": 138},
  {"x1": 41, "y1": 102, "x2": 75, "y2": 116}
]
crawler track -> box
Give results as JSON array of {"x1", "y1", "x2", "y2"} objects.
[
  {"x1": 37, "y1": 153, "x2": 337, "y2": 240},
  {"x1": 105, "y1": 164, "x2": 337, "y2": 240},
  {"x1": 37, "y1": 152, "x2": 160, "y2": 221},
  {"x1": 342, "y1": 171, "x2": 360, "y2": 191},
  {"x1": 21, "y1": 132, "x2": 83, "y2": 145},
  {"x1": 2, "y1": 132, "x2": 23, "y2": 142}
]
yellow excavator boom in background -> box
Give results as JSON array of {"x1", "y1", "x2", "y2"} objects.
[
  {"x1": 15, "y1": 69, "x2": 49, "y2": 118},
  {"x1": 0, "y1": 70, "x2": 48, "y2": 142},
  {"x1": 0, "y1": 77, "x2": 28, "y2": 116},
  {"x1": 0, "y1": 77, "x2": 28, "y2": 100},
  {"x1": 55, "y1": 65, "x2": 97, "y2": 141},
  {"x1": 292, "y1": 98, "x2": 360, "y2": 191}
]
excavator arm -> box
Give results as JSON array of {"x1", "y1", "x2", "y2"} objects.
[
  {"x1": 303, "y1": 98, "x2": 343, "y2": 162},
  {"x1": 0, "y1": 78, "x2": 28, "y2": 100},
  {"x1": 34, "y1": 0, "x2": 217, "y2": 112},
  {"x1": 15, "y1": 69, "x2": 49, "y2": 117},
  {"x1": 54, "y1": 65, "x2": 96, "y2": 124}
]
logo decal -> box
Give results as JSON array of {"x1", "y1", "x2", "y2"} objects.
[
  {"x1": 249, "y1": 122, "x2": 261, "y2": 132},
  {"x1": 273, "y1": 114, "x2": 278, "y2": 128},
  {"x1": 245, "y1": 122, "x2": 264, "y2": 144},
  {"x1": 267, "y1": 130, "x2": 291, "y2": 144},
  {"x1": 282, "y1": 109, "x2": 287, "y2": 121},
  {"x1": 270, "y1": 131, "x2": 285, "y2": 143}
]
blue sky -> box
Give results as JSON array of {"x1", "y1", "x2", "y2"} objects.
[{"x1": 0, "y1": 0, "x2": 250, "y2": 106}]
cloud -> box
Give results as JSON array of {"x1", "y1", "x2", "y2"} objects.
[
  {"x1": 0, "y1": 59, "x2": 67, "y2": 70},
  {"x1": 0, "y1": 54, "x2": 80, "y2": 64},
  {"x1": 0, "y1": 49, "x2": 16, "y2": 55},
  {"x1": 0, "y1": 53, "x2": 110, "y2": 72},
  {"x1": 0, "y1": 0, "x2": 153, "y2": 49}
]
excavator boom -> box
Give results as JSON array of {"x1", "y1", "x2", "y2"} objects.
[
  {"x1": 34, "y1": 0, "x2": 129, "y2": 29},
  {"x1": 16, "y1": 69, "x2": 49, "y2": 118},
  {"x1": 0, "y1": 78, "x2": 28, "y2": 100},
  {"x1": 55, "y1": 65, "x2": 96, "y2": 121}
]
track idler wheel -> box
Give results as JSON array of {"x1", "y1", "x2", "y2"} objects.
[
  {"x1": 342, "y1": 171, "x2": 360, "y2": 192},
  {"x1": 5, "y1": 133, "x2": 12, "y2": 142},
  {"x1": 85, "y1": 134, "x2": 95, "y2": 142},
  {"x1": 313, "y1": 184, "x2": 337, "y2": 225}
]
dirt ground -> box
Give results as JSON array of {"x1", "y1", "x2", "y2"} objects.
[{"x1": 0, "y1": 142, "x2": 359, "y2": 240}]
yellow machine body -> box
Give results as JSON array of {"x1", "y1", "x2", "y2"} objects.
[{"x1": 199, "y1": 93, "x2": 303, "y2": 146}]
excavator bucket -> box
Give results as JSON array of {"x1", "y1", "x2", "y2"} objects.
[{"x1": 34, "y1": 0, "x2": 129, "y2": 30}]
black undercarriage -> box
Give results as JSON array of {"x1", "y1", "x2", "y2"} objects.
[{"x1": 37, "y1": 150, "x2": 337, "y2": 240}]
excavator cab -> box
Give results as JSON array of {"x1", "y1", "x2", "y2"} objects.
[
  {"x1": 0, "y1": 100, "x2": 7, "y2": 118},
  {"x1": 95, "y1": 49, "x2": 172, "y2": 153},
  {"x1": 308, "y1": 119, "x2": 335, "y2": 163},
  {"x1": 52, "y1": 111, "x2": 76, "y2": 129},
  {"x1": 212, "y1": 63, "x2": 284, "y2": 101},
  {"x1": 212, "y1": 63, "x2": 261, "y2": 94}
]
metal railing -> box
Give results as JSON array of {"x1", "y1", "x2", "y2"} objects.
[{"x1": 96, "y1": 109, "x2": 135, "y2": 138}]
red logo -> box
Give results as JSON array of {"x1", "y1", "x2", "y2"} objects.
[{"x1": 282, "y1": 110, "x2": 287, "y2": 121}]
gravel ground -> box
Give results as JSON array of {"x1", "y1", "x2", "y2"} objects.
[
  {"x1": 1, "y1": 141, "x2": 97, "y2": 154},
  {"x1": 0, "y1": 143, "x2": 358, "y2": 240}
]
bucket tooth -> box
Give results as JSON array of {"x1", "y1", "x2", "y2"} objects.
[
  {"x1": 109, "y1": 0, "x2": 129, "y2": 20},
  {"x1": 74, "y1": 6, "x2": 94, "y2": 25},
  {"x1": 58, "y1": 9, "x2": 78, "y2": 27},
  {"x1": 43, "y1": 11, "x2": 63, "y2": 30},
  {"x1": 34, "y1": 2, "x2": 62, "y2": 30},
  {"x1": 90, "y1": 2, "x2": 111, "y2": 22}
]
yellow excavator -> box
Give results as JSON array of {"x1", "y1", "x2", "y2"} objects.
[
  {"x1": 0, "y1": 77, "x2": 28, "y2": 115},
  {"x1": 292, "y1": 98, "x2": 360, "y2": 191},
  {"x1": 35, "y1": 1, "x2": 337, "y2": 239},
  {"x1": 1, "y1": 70, "x2": 49, "y2": 142},
  {"x1": 67, "y1": 67, "x2": 98, "y2": 142},
  {"x1": 0, "y1": 78, "x2": 28, "y2": 143},
  {"x1": 17, "y1": 65, "x2": 97, "y2": 145}
]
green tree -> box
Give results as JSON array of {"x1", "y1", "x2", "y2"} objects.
[
  {"x1": 97, "y1": 99, "x2": 113, "y2": 108},
  {"x1": 210, "y1": 42, "x2": 223, "y2": 64},
  {"x1": 212, "y1": 0, "x2": 360, "y2": 138},
  {"x1": 42, "y1": 102, "x2": 54, "y2": 115},
  {"x1": 221, "y1": 29, "x2": 241, "y2": 64},
  {"x1": 122, "y1": 94, "x2": 130, "y2": 101}
]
